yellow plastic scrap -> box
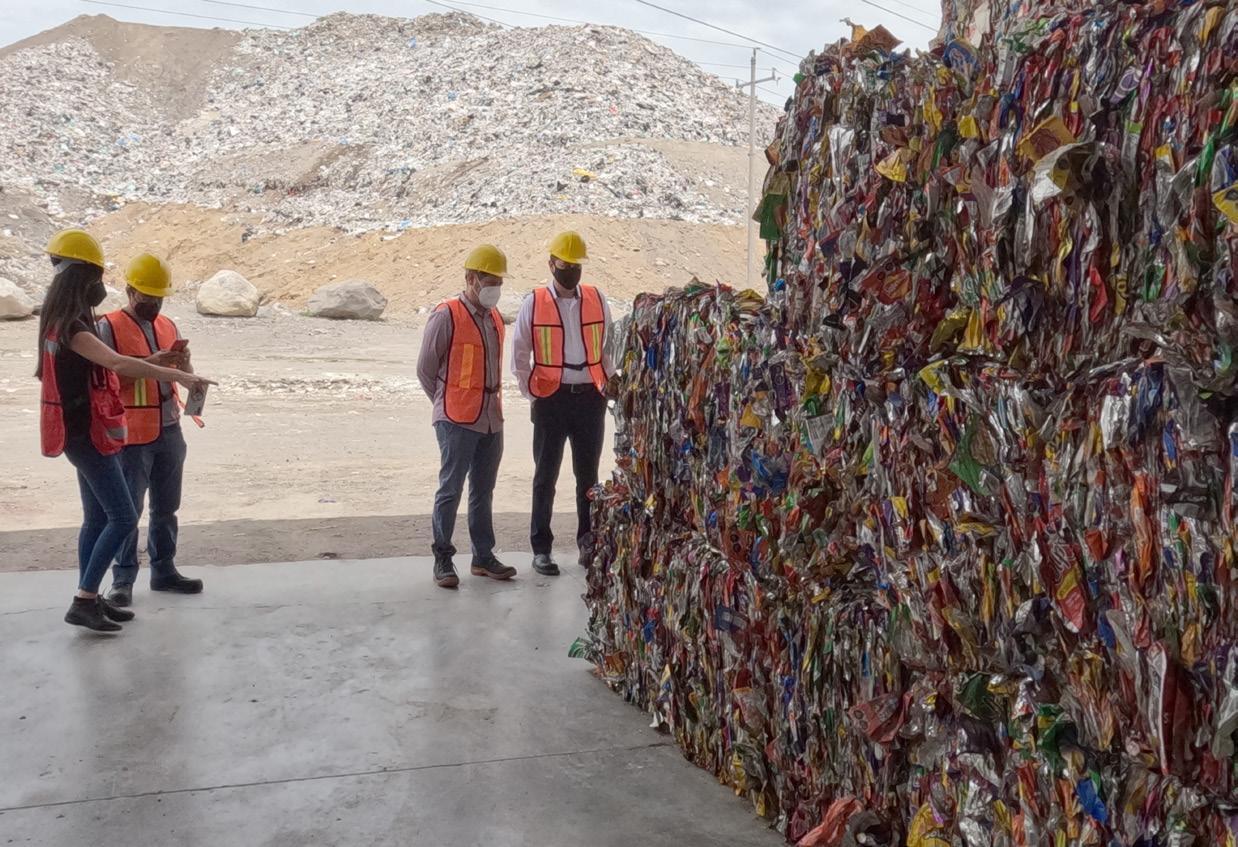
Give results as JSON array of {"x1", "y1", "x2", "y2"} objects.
[
  {"x1": 1214, "y1": 182, "x2": 1238, "y2": 225},
  {"x1": 1017, "y1": 116, "x2": 1077, "y2": 163},
  {"x1": 876, "y1": 149, "x2": 909, "y2": 183},
  {"x1": 907, "y1": 803, "x2": 951, "y2": 847}
]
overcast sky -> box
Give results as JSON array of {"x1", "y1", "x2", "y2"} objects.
[{"x1": 0, "y1": 0, "x2": 941, "y2": 105}]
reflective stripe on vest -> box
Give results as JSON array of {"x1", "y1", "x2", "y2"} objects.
[
  {"x1": 439, "y1": 297, "x2": 505, "y2": 426},
  {"x1": 529, "y1": 284, "x2": 607, "y2": 398},
  {"x1": 101, "y1": 311, "x2": 180, "y2": 446}
]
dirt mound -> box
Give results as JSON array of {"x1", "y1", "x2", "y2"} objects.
[
  {"x1": 0, "y1": 12, "x2": 778, "y2": 233},
  {"x1": 83, "y1": 203, "x2": 753, "y2": 316},
  {"x1": 0, "y1": 15, "x2": 241, "y2": 121}
]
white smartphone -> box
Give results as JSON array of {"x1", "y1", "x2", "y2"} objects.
[{"x1": 184, "y1": 383, "x2": 208, "y2": 417}]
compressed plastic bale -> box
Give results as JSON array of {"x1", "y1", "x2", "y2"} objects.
[{"x1": 576, "y1": 3, "x2": 1238, "y2": 843}]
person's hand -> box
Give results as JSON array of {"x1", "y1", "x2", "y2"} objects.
[
  {"x1": 176, "y1": 373, "x2": 216, "y2": 390},
  {"x1": 146, "y1": 350, "x2": 184, "y2": 368},
  {"x1": 604, "y1": 373, "x2": 623, "y2": 400}
]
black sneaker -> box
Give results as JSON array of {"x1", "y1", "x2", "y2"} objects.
[
  {"x1": 64, "y1": 597, "x2": 122, "y2": 633},
  {"x1": 532, "y1": 554, "x2": 560, "y2": 576},
  {"x1": 107, "y1": 584, "x2": 133, "y2": 607},
  {"x1": 151, "y1": 571, "x2": 204, "y2": 594},
  {"x1": 434, "y1": 557, "x2": 459, "y2": 589},
  {"x1": 98, "y1": 596, "x2": 135, "y2": 622},
  {"x1": 471, "y1": 557, "x2": 516, "y2": 580}
]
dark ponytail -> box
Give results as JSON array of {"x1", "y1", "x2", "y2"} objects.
[{"x1": 35, "y1": 259, "x2": 103, "y2": 379}]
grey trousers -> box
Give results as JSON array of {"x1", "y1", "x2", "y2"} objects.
[{"x1": 431, "y1": 421, "x2": 503, "y2": 562}]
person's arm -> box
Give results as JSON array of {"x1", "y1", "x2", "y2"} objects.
[
  {"x1": 68, "y1": 331, "x2": 212, "y2": 390},
  {"x1": 511, "y1": 295, "x2": 535, "y2": 400},
  {"x1": 600, "y1": 296, "x2": 616, "y2": 378},
  {"x1": 416, "y1": 310, "x2": 450, "y2": 400}
]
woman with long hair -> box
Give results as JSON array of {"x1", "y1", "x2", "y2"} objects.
[{"x1": 37, "y1": 229, "x2": 214, "y2": 632}]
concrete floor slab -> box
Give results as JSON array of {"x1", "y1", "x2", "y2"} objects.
[{"x1": 0, "y1": 557, "x2": 780, "y2": 846}]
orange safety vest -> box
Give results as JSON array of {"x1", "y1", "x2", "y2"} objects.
[
  {"x1": 100, "y1": 310, "x2": 180, "y2": 446},
  {"x1": 40, "y1": 330, "x2": 127, "y2": 458},
  {"x1": 437, "y1": 297, "x2": 505, "y2": 426},
  {"x1": 529, "y1": 284, "x2": 607, "y2": 398}
]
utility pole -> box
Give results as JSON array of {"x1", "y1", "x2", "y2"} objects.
[{"x1": 736, "y1": 49, "x2": 778, "y2": 290}]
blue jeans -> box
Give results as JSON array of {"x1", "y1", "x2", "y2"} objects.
[
  {"x1": 63, "y1": 437, "x2": 138, "y2": 593},
  {"x1": 112, "y1": 424, "x2": 187, "y2": 587},
  {"x1": 432, "y1": 422, "x2": 502, "y2": 562}
]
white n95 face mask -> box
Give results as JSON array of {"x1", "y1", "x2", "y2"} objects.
[{"x1": 477, "y1": 285, "x2": 502, "y2": 309}]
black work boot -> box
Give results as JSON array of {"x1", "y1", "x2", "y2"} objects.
[
  {"x1": 471, "y1": 557, "x2": 516, "y2": 580},
  {"x1": 107, "y1": 584, "x2": 133, "y2": 607},
  {"x1": 532, "y1": 554, "x2": 560, "y2": 576},
  {"x1": 98, "y1": 596, "x2": 135, "y2": 622},
  {"x1": 151, "y1": 570, "x2": 204, "y2": 594},
  {"x1": 64, "y1": 597, "x2": 122, "y2": 633},
  {"x1": 434, "y1": 557, "x2": 459, "y2": 589}
]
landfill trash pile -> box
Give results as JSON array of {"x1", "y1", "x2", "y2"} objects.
[
  {"x1": 0, "y1": 12, "x2": 777, "y2": 237},
  {"x1": 577, "y1": 2, "x2": 1237, "y2": 844}
]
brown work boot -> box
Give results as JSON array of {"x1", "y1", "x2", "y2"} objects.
[{"x1": 470, "y1": 557, "x2": 516, "y2": 580}]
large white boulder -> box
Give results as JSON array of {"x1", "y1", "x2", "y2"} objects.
[
  {"x1": 307, "y1": 280, "x2": 387, "y2": 320},
  {"x1": 197, "y1": 270, "x2": 260, "y2": 317},
  {"x1": 0, "y1": 278, "x2": 35, "y2": 320}
]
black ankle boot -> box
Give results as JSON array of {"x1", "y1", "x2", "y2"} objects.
[
  {"x1": 98, "y1": 596, "x2": 135, "y2": 622},
  {"x1": 65, "y1": 597, "x2": 122, "y2": 632},
  {"x1": 151, "y1": 571, "x2": 204, "y2": 594}
]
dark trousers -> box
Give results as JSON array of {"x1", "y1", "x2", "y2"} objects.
[
  {"x1": 112, "y1": 424, "x2": 187, "y2": 587},
  {"x1": 432, "y1": 422, "x2": 503, "y2": 562},
  {"x1": 63, "y1": 437, "x2": 138, "y2": 593},
  {"x1": 530, "y1": 386, "x2": 607, "y2": 556}
]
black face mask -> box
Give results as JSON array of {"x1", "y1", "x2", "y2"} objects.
[
  {"x1": 133, "y1": 300, "x2": 161, "y2": 322},
  {"x1": 553, "y1": 265, "x2": 582, "y2": 290},
  {"x1": 87, "y1": 281, "x2": 106, "y2": 308}
]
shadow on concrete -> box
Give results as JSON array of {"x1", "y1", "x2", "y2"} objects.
[{"x1": 0, "y1": 512, "x2": 564, "y2": 572}]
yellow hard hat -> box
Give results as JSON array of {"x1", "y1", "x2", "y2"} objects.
[
  {"x1": 46, "y1": 229, "x2": 104, "y2": 269},
  {"x1": 549, "y1": 231, "x2": 588, "y2": 264},
  {"x1": 125, "y1": 253, "x2": 173, "y2": 298},
  {"x1": 464, "y1": 244, "x2": 508, "y2": 277}
]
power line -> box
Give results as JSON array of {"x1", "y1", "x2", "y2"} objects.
[
  {"x1": 423, "y1": 0, "x2": 511, "y2": 28},
  {"x1": 628, "y1": 0, "x2": 802, "y2": 61},
  {"x1": 199, "y1": 0, "x2": 316, "y2": 17},
  {"x1": 696, "y1": 60, "x2": 773, "y2": 69},
  {"x1": 441, "y1": 0, "x2": 788, "y2": 53},
  {"x1": 880, "y1": 0, "x2": 941, "y2": 17},
  {"x1": 81, "y1": 0, "x2": 292, "y2": 27},
  {"x1": 857, "y1": 0, "x2": 938, "y2": 32},
  {"x1": 425, "y1": 0, "x2": 800, "y2": 75}
]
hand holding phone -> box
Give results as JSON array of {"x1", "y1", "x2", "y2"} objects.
[{"x1": 183, "y1": 382, "x2": 209, "y2": 417}]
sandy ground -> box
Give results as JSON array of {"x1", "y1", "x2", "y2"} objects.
[
  {"x1": 85, "y1": 203, "x2": 751, "y2": 314},
  {"x1": 0, "y1": 306, "x2": 615, "y2": 573}
]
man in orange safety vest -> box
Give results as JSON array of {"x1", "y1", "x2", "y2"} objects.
[
  {"x1": 511, "y1": 231, "x2": 614, "y2": 576},
  {"x1": 98, "y1": 253, "x2": 204, "y2": 607},
  {"x1": 417, "y1": 244, "x2": 518, "y2": 589}
]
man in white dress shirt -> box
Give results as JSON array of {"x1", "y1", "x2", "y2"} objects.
[{"x1": 511, "y1": 231, "x2": 613, "y2": 576}]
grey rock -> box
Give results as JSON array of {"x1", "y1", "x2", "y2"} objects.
[{"x1": 307, "y1": 280, "x2": 387, "y2": 320}]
